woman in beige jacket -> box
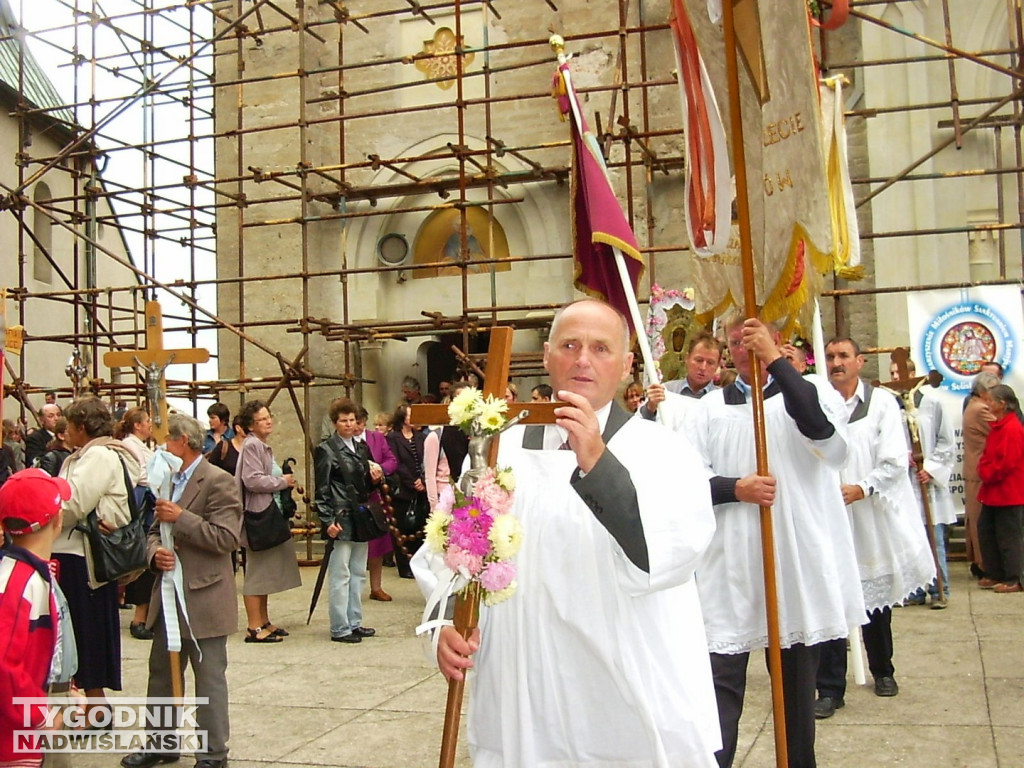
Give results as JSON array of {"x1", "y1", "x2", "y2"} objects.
[{"x1": 54, "y1": 397, "x2": 142, "y2": 722}]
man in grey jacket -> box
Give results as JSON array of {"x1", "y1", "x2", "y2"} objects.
[{"x1": 121, "y1": 413, "x2": 242, "y2": 768}]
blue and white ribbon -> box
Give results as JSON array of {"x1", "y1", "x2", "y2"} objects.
[{"x1": 148, "y1": 450, "x2": 201, "y2": 659}]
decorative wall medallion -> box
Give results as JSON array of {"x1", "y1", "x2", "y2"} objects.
[{"x1": 414, "y1": 27, "x2": 475, "y2": 90}]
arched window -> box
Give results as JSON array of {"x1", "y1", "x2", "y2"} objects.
[{"x1": 32, "y1": 182, "x2": 53, "y2": 283}]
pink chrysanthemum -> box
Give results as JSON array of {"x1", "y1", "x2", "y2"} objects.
[
  {"x1": 444, "y1": 547, "x2": 484, "y2": 576},
  {"x1": 479, "y1": 560, "x2": 516, "y2": 592},
  {"x1": 448, "y1": 516, "x2": 492, "y2": 556}
]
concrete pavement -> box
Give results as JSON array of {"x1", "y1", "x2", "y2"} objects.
[{"x1": 70, "y1": 557, "x2": 1024, "y2": 767}]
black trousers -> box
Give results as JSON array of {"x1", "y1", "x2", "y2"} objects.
[
  {"x1": 978, "y1": 503, "x2": 1024, "y2": 583},
  {"x1": 711, "y1": 643, "x2": 820, "y2": 768},
  {"x1": 817, "y1": 607, "x2": 894, "y2": 700}
]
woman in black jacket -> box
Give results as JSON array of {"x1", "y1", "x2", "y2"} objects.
[
  {"x1": 313, "y1": 398, "x2": 377, "y2": 643},
  {"x1": 385, "y1": 404, "x2": 428, "y2": 578}
]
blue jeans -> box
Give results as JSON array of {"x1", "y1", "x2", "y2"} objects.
[
  {"x1": 328, "y1": 540, "x2": 368, "y2": 638},
  {"x1": 910, "y1": 523, "x2": 949, "y2": 600}
]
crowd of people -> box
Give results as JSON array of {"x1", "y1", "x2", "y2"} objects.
[{"x1": 1, "y1": 298, "x2": 1022, "y2": 768}]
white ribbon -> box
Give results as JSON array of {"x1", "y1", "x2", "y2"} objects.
[
  {"x1": 148, "y1": 450, "x2": 201, "y2": 659},
  {"x1": 415, "y1": 568, "x2": 467, "y2": 663}
]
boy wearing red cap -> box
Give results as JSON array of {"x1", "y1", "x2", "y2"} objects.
[{"x1": 0, "y1": 468, "x2": 78, "y2": 767}]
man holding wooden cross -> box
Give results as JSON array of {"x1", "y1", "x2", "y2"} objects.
[{"x1": 420, "y1": 299, "x2": 721, "y2": 767}]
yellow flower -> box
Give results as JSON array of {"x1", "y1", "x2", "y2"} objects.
[
  {"x1": 476, "y1": 397, "x2": 508, "y2": 433},
  {"x1": 424, "y1": 510, "x2": 450, "y2": 552},
  {"x1": 488, "y1": 513, "x2": 523, "y2": 559},
  {"x1": 483, "y1": 582, "x2": 517, "y2": 606},
  {"x1": 478, "y1": 410, "x2": 505, "y2": 433}
]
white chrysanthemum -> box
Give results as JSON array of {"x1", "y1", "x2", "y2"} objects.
[
  {"x1": 488, "y1": 513, "x2": 523, "y2": 559},
  {"x1": 483, "y1": 581, "x2": 517, "y2": 606},
  {"x1": 448, "y1": 387, "x2": 481, "y2": 426},
  {"x1": 495, "y1": 468, "x2": 516, "y2": 491},
  {"x1": 424, "y1": 510, "x2": 451, "y2": 552}
]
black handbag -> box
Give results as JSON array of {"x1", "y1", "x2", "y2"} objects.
[
  {"x1": 244, "y1": 496, "x2": 292, "y2": 552},
  {"x1": 350, "y1": 502, "x2": 389, "y2": 543},
  {"x1": 394, "y1": 492, "x2": 430, "y2": 536},
  {"x1": 75, "y1": 459, "x2": 149, "y2": 586}
]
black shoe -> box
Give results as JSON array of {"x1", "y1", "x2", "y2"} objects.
[
  {"x1": 351, "y1": 626, "x2": 376, "y2": 638},
  {"x1": 970, "y1": 563, "x2": 985, "y2": 579},
  {"x1": 193, "y1": 759, "x2": 227, "y2": 768},
  {"x1": 130, "y1": 622, "x2": 155, "y2": 640},
  {"x1": 120, "y1": 753, "x2": 179, "y2": 768},
  {"x1": 814, "y1": 696, "x2": 844, "y2": 719},
  {"x1": 398, "y1": 571, "x2": 415, "y2": 579},
  {"x1": 331, "y1": 633, "x2": 361, "y2": 643},
  {"x1": 874, "y1": 676, "x2": 899, "y2": 697}
]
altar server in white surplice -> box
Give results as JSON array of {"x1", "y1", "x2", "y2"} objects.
[
  {"x1": 890, "y1": 359, "x2": 956, "y2": 606},
  {"x1": 690, "y1": 316, "x2": 864, "y2": 768},
  {"x1": 414, "y1": 299, "x2": 721, "y2": 768},
  {"x1": 816, "y1": 338, "x2": 935, "y2": 714}
]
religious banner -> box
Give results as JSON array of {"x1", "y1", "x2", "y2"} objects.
[
  {"x1": 684, "y1": 0, "x2": 833, "y2": 332},
  {"x1": 906, "y1": 285, "x2": 1024, "y2": 513},
  {"x1": 670, "y1": 0, "x2": 731, "y2": 255},
  {"x1": 820, "y1": 76, "x2": 863, "y2": 280},
  {"x1": 552, "y1": 54, "x2": 645, "y2": 335}
]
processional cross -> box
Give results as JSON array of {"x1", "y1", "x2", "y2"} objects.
[
  {"x1": 410, "y1": 326, "x2": 558, "y2": 768},
  {"x1": 873, "y1": 347, "x2": 947, "y2": 603},
  {"x1": 104, "y1": 300, "x2": 210, "y2": 443}
]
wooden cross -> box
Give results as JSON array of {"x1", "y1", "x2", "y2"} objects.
[
  {"x1": 409, "y1": 326, "x2": 558, "y2": 768},
  {"x1": 872, "y1": 346, "x2": 947, "y2": 603},
  {"x1": 410, "y1": 327, "x2": 559, "y2": 437},
  {"x1": 104, "y1": 300, "x2": 210, "y2": 443}
]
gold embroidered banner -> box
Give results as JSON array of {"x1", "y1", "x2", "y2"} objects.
[{"x1": 686, "y1": 0, "x2": 832, "y2": 333}]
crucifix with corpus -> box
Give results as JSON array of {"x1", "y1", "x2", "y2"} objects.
[
  {"x1": 104, "y1": 300, "x2": 210, "y2": 443},
  {"x1": 873, "y1": 346, "x2": 948, "y2": 604}
]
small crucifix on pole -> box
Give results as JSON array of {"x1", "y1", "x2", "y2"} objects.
[{"x1": 104, "y1": 300, "x2": 210, "y2": 443}]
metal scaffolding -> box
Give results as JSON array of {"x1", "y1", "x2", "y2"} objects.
[{"x1": 1, "y1": 0, "x2": 1022, "y2": 442}]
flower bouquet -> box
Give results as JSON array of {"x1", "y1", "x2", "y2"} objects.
[{"x1": 424, "y1": 467, "x2": 521, "y2": 605}]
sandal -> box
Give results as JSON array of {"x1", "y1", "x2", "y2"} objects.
[
  {"x1": 261, "y1": 621, "x2": 289, "y2": 637},
  {"x1": 244, "y1": 627, "x2": 282, "y2": 643}
]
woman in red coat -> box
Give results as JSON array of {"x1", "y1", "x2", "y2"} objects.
[{"x1": 977, "y1": 384, "x2": 1024, "y2": 593}]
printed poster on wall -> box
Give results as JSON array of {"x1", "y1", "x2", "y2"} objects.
[{"x1": 907, "y1": 285, "x2": 1024, "y2": 516}]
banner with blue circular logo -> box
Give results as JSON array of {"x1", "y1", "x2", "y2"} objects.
[
  {"x1": 909, "y1": 287, "x2": 1020, "y2": 396},
  {"x1": 907, "y1": 286, "x2": 1023, "y2": 516}
]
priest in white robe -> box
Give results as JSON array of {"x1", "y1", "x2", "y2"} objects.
[
  {"x1": 414, "y1": 299, "x2": 721, "y2": 768},
  {"x1": 816, "y1": 338, "x2": 935, "y2": 715},
  {"x1": 690, "y1": 316, "x2": 864, "y2": 768}
]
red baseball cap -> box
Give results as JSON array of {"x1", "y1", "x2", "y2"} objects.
[{"x1": 0, "y1": 468, "x2": 72, "y2": 535}]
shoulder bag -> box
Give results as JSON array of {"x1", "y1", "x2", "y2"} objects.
[
  {"x1": 75, "y1": 458, "x2": 149, "y2": 585},
  {"x1": 243, "y1": 488, "x2": 293, "y2": 552},
  {"x1": 350, "y1": 502, "x2": 389, "y2": 542}
]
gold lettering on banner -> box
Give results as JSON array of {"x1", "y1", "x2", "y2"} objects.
[
  {"x1": 764, "y1": 174, "x2": 774, "y2": 196},
  {"x1": 776, "y1": 170, "x2": 794, "y2": 191},
  {"x1": 762, "y1": 112, "x2": 805, "y2": 147}
]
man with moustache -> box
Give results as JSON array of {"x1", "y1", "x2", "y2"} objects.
[
  {"x1": 814, "y1": 338, "x2": 934, "y2": 718},
  {"x1": 690, "y1": 316, "x2": 864, "y2": 768},
  {"x1": 416, "y1": 298, "x2": 721, "y2": 768}
]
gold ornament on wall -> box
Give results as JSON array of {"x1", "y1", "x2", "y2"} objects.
[{"x1": 414, "y1": 27, "x2": 475, "y2": 90}]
